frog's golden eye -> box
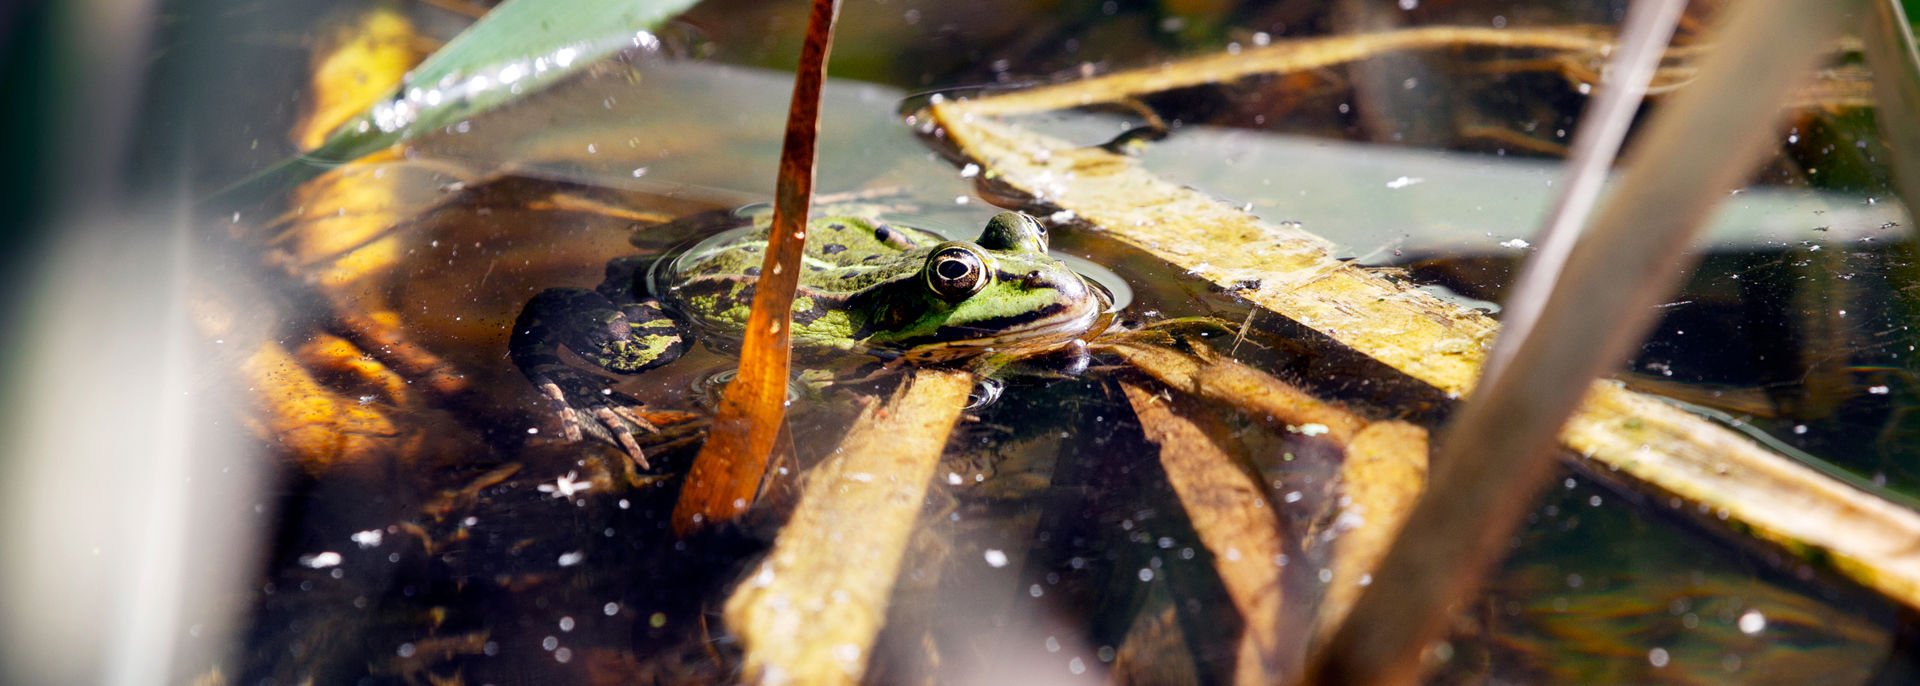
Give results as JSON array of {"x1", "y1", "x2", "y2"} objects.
[{"x1": 925, "y1": 245, "x2": 989, "y2": 301}]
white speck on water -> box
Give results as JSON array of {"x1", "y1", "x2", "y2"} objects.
[
  {"x1": 538, "y1": 472, "x2": 590, "y2": 500},
  {"x1": 1049, "y1": 210, "x2": 1076, "y2": 223},
  {"x1": 1501, "y1": 238, "x2": 1531, "y2": 249},
  {"x1": 1739, "y1": 609, "x2": 1767, "y2": 635},
  {"x1": 1870, "y1": 385, "x2": 1891, "y2": 395},
  {"x1": 1649, "y1": 647, "x2": 1670, "y2": 668},
  {"x1": 984, "y1": 549, "x2": 1009, "y2": 568},
  {"x1": 351, "y1": 530, "x2": 384, "y2": 548},
  {"x1": 955, "y1": 196, "x2": 971, "y2": 205},
  {"x1": 527, "y1": 427, "x2": 539, "y2": 434},
  {"x1": 1284, "y1": 491, "x2": 1304, "y2": 504},
  {"x1": 1297, "y1": 423, "x2": 1329, "y2": 436},
  {"x1": 947, "y1": 472, "x2": 964, "y2": 485},
  {"x1": 300, "y1": 552, "x2": 342, "y2": 569},
  {"x1": 1069, "y1": 657, "x2": 1087, "y2": 675},
  {"x1": 557, "y1": 550, "x2": 585, "y2": 567},
  {"x1": 604, "y1": 602, "x2": 620, "y2": 616},
  {"x1": 1385, "y1": 176, "x2": 1424, "y2": 189},
  {"x1": 559, "y1": 616, "x2": 575, "y2": 632},
  {"x1": 960, "y1": 163, "x2": 980, "y2": 178},
  {"x1": 1399, "y1": 0, "x2": 1418, "y2": 8}
]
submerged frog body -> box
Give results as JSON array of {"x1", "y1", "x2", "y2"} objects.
[{"x1": 509, "y1": 210, "x2": 1111, "y2": 464}]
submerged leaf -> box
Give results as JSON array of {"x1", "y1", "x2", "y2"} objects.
[{"x1": 725, "y1": 369, "x2": 971, "y2": 685}]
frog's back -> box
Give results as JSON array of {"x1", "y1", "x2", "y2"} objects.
[
  {"x1": 661, "y1": 214, "x2": 944, "y2": 339},
  {"x1": 802, "y1": 216, "x2": 940, "y2": 263}
]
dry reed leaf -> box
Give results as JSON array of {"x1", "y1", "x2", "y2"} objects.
[{"x1": 952, "y1": 26, "x2": 1612, "y2": 118}]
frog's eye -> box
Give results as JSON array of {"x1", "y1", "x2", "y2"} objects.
[
  {"x1": 977, "y1": 211, "x2": 1048, "y2": 254},
  {"x1": 925, "y1": 245, "x2": 990, "y2": 301}
]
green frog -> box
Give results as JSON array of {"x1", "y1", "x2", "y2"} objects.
[{"x1": 509, "y1": 210, "x2": 1113, "y2": 465}]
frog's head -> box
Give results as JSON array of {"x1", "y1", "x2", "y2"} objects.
[{"x1": 864, "y1": 212, "x2": 1110, "y2": 358}]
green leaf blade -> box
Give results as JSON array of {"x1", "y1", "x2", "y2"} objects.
[{"x1": 215, "y1": 0, "x2": 701, "y2": 207}]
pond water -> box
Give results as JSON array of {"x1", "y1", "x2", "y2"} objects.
[{"x1": 9, "y1": 0, "x2": 1917, "y2": 684}]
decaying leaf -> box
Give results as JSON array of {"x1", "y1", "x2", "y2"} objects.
[
  {"x1": 1310, "y1": 420, "x2": 1428, "y2": 648},
  {"x1": 1120, "y1": 381, "x2": 1293, "y2": 685}
]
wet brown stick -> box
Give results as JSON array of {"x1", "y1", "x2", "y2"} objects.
[{"x1": 673, "y1": 0, "x2": 841, "y2": 533}]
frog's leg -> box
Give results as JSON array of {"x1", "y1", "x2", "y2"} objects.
[{"x1": 509, "y1": 283, "x2": 689, "y2": 468}]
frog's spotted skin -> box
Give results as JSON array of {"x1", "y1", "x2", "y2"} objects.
[
  {"x1": 509, "y1": 257, "x2": 691, "y2": 461},
  {"x1": 509, "y1": 210, "x2": 1112, "y2": 466}
]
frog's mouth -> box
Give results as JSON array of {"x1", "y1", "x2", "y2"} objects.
[{"x1": 889, "y1": 275, "x2": 1116, "y2": 362}]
